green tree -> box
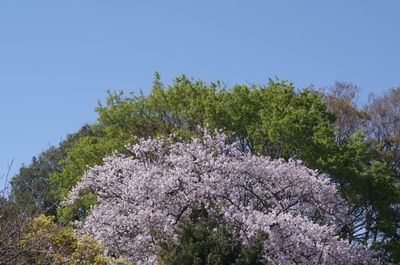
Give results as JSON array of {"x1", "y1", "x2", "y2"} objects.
[
  {"x1": 16, "y1": 215, "x2": 129, "y2": 265},
  {"x1": 159, "y1": 209, "x2": 267, "y2": 265},
  {"x1": 10, "y1": 125, "x2": 92, "y2": 216},
  {"x1": 321, "y1": 84, "x2": 400, "y2": 263}
]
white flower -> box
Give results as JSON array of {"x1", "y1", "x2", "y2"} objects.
[{"x1": 64, "y1": 131, "x2": 376, "y2": 265}]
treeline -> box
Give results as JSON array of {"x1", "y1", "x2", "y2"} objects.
[{"x1": 1, "y1": 74, "x2": 399, "y2": 264}]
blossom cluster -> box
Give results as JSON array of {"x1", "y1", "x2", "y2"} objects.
[{"x1": 65, "y1": 132, "x2": 375, "y2": 264}]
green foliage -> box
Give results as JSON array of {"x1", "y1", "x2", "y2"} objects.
[
  {"x1": 147, "y1": 76, "x2": 335, "y2": 166},
  {"x1": 319, "y1": 84, "x2": 400, "y2": 263},
  {"x1": 320, "y1": 131, "x2": 400, "y2": 263},
  {"x1": 17, "y1": 215, "x2": 129, "y2": 265},
  {"x1": 10, "y1": 125, "x2": 92, "y2": 216},
  {"x1": 245, "y1": 82, "x2": 334, "y2": 167},
  {"x1": 158, "y1": 209, "x2": 267, "y2": 265}
]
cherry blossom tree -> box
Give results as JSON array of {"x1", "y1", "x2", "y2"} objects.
[{"x1": 64, "y1": 131, "x2": 376, "y2": 265}]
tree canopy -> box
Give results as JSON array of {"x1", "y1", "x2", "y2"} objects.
[
  {"x1": 64, "y1": 132, "x2": 375, "y2": 265},
  {"x1": 4, "y1": 74, "x2": 400, "y2": 264}
]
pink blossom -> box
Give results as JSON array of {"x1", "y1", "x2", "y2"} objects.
[{"x1": 65, "y1": 131, "x2": 376, "y2": 264}]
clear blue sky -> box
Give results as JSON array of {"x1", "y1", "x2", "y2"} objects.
[{"x1": 1, "y1": 1, "x2": 399, "y2": 183}]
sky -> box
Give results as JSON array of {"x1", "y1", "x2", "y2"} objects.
[{"x1": 0, "y1": 1, "x2": 399, "y2": 184}]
